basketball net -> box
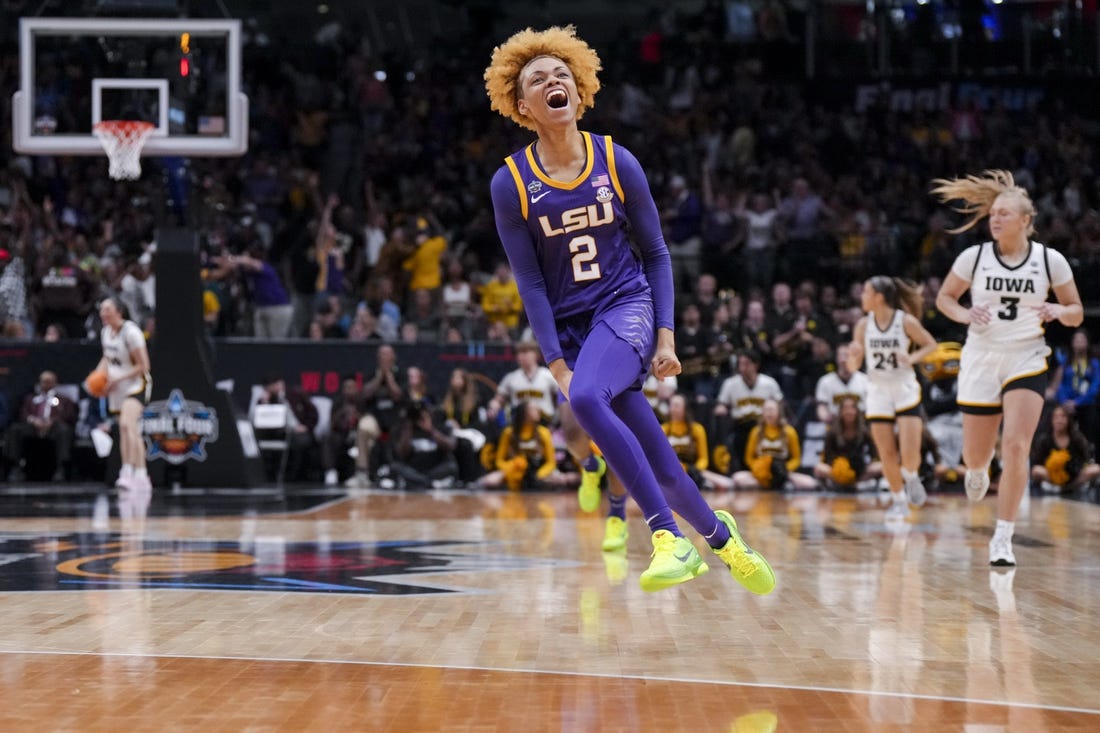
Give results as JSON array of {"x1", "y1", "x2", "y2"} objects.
[{"x1": 93, "y1": 120, "x2": 155, "y2": 180}]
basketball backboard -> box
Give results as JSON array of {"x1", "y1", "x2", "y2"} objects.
[{"x1": 13, "y1": 17, "x2": 247, "y2": 157}]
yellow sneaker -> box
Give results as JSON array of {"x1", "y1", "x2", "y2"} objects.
[
  {"x1": 639, "y1": 530, "x2": 709, "y2": 592},
  {"x1": 578, "y1": 455, "x2": 606, "y2": 513},
  {"x1": 601, "y1": 515, "x2": 628, "y2": 552},
  {"x1": 712, "y1": 510, "x2": 775, "y2": 595}
]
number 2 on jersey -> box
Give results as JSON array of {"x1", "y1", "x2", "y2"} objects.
[{"x1": 570, "y1": 235, "x2": 601, "y2": 282}]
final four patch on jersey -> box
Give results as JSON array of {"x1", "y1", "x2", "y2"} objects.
[
  {"x1": 527, "y1": 180, "x2": 542, "y2": 194},
  {"x1": 596, "y1": 186, "x2": 613, "y2": 203}
]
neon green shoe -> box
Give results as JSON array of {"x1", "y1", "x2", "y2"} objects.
[
  {"x1": 713, "y1": 510, "x2": 775, "y2": 595},
  {"x1": 639, "y1": 530, "x2": 709, "y2": 592},
  {"x1": 601, "y1": 515, "x2": 628, "y2": 552},
  {"x1": 578, "y1": 455, "x2": 606, "y2": 513}
]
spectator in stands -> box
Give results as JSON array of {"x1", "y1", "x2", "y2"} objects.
[
  {"x1": 480, "y1": 401, "x2": 571, "y2": 491},
  {"x1": 4, "y1": 370, "x2": 76, "y2": 482},
  {"x1": 251, "y1": 373, "x2": 318, "y2": 482},
  {"x1": 118, "y1": 250, "x2": 155, "y2": 332},
  {"x1": 699, "y1": 168, "x2": 741, "y2": 290},
  {"x1": 488, "y1": 341, "x2": 559, "y2": 425},
  {"x1": 314, "y1": 194, "x2": 351, "y2": 303},
  {"x1": 735, "y1": 189, "x2": 781, "y2": 294},
  {"x1": 714, "y1": 349, "x2": 784, "y2": 475},
  {"x1": 441, "y1": 255, "x2": 475, "y2": 336},
  {"x1": 733, "y1": 398, "x2": 817, "y2": 490},
  {"x1": 765, "y1": 281, "x2": 800, "y2": 393},
  {"x1": 674, "y1": 303, "x2": 713, "y2": 399},
  {"x1": 322, "y1": 375, "x2": 365, "y2": 486},
  {"x1": 813, "y1": 396, "x2": 880, "y2": 491},
  {"x1": 223, "y1": 245, "x2": 294, "y2": 338},
  {"x1": 357, "y1": 275, "x2": 401, "y2": 342},
  {"x1": 688, "y1": 273, "x2": 722, "y2": 329},
  {"x1": 405, "y1": 366, "x2": 434, "y2": 407},
  {"x1": 388, "y1": 402, "x2": 459, "y2": 490},
  {"x1": 406, "y1": 288, "x2": 442, "y2": 343},
  {"x1": 346, "y1": 344, "x2": 404, "y2": 488},
  {"x1": 738, "y1": 298, "x2": 772, "y2": 363},
  {"x1": 778, "y1": 177, "x2": 834, "y2": 285},
  {"x1": 1030, "y1": 404, "x2": 1099, "y2": 493},
  {"x1": 661, "y1": 393, "x2": 711, "y2": 491},
  {"x1": 814, "y1": 343, "x2": 869, "y2": 424},
  {"x1": 1051, "y1": 329, "x2": 1100, "y2": 444},
  {"x1": 441, "y1": 367, "x2": 490, "y2": 484},
  {"x1": 480, "y1": 261, "x2": 523, "y2": 337},
  {"x1": 402, "y1": 216, "x2": 447, "y2": 306},
  {"x1": 661, "y1": 174, "x2": 703, "y2": 291},
  {"x1": 706, "y1": 299, "x2": 741, "y2": 394}
]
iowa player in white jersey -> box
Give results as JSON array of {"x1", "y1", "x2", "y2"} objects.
[
  {"x1": 95, "y1": 297, "x2": 152, "y2": 493},
  {"x1": 934, "y1": 170, "x2": 1083, "y2": 567},
  {"x1": 849, "y1": 277, "x2": 937, "y2": 519}
]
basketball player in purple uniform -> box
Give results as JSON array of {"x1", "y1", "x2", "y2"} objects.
[{"x1": 485, "y1": 26, "x2": 774, "y2": 594}]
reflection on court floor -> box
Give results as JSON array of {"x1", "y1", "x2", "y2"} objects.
[{"x1": 0, "y1": 485, "x2": 1098, "y2": 731}]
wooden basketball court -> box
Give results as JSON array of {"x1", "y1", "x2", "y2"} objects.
[{"x1": 0, "y1": 486, "x2": 1097, "y2": 731}]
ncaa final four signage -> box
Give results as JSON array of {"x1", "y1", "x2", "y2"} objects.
[{"x1": 142, "y1": 389, "x2": 219, "y2": 463}]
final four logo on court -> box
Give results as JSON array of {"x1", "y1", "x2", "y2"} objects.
[{"x1": 141, "y1": 389, "x2": 219, "y2": 463}]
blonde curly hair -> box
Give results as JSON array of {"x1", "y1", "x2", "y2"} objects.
[
  {"x1": 930, "y1": 169, "x2": 1036, "y2": 235},
  {"x1": 484, "y1": 25, "x2": 602, "y2": 132}
]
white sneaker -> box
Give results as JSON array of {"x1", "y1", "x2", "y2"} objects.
[
  {"x1": 965, "y1": 470, "x2": 991, "y2": 501},
  {"x1": 902, "y1": 472, "x2": 926, "y2": 506},
  {"x1": 344, "y1": 472, "x2": 369, "y2": 489},
  {"x1": 989, "y1": 533, "x2": 1016, "y2": 566},
  {"x1": 324, "y1": 469, "x2": 338, "y2": 486},
  {"x1": 885, "y1": 500, "x2": 910, "y2": 521}
]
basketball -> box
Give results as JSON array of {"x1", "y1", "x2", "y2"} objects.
[{"x1": 84, "y1": 369, "x2": 109, "y2": 397}]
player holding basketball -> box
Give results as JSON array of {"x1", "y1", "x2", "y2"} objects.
[
  {"x1": 95, "y1": 297, "x2": 153, "y2": 492},
  {"x1": 485, "y1": 26, "x2": 774, "y2": 593},
  {"x1": 934, "y1": 170, "x2": 1083, "y2": 566},
  {"x1": 848, "y1": 277, "x2": 938, "y2": 519}
]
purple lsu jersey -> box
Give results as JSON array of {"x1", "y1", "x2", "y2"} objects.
[{"x1": 499, "y1": 132, "x2": 651, "y2": 321}]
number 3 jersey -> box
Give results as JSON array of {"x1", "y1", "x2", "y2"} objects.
[
  {"x1": 950, "y1": 241, "x2": 1073, "y2": 352},
  {"x1": 490, "y1": 132, "x2": 674, "y2": 364}
]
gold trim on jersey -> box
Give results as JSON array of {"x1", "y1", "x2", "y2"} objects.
[
  {"x1": 503, "y1": 156, "x2": 528, "y2": 221},
  {"x1": 956, "y1": 398, "x2": 1002, "y2": 408},
  {"x1": 524, "y1": 131, "x2": 595, "y2": 190},
  {"x1": 604, "y1": 135, "x2": 626, "y2": 203},
  {"x1": 1001, "y1": 364, "x2": 1047, "y2": 387}
]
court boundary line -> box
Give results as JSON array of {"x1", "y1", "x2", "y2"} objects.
[{"x1": 2, "y1": 648, "x2": 1098, "y2": 717}]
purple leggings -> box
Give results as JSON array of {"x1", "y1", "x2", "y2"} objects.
[{"x1": 567, "y1": 321, "x2": 727, "y2": 546}]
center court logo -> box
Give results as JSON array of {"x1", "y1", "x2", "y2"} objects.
[
  {"x1": 0, "y1": 533, "x2": 577, "y2": 595},
  {"x1": 141, "y1": 389, "x2": 219, "y2": 463}
]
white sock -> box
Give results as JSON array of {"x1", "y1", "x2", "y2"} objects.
[
  {"x1": 995, "y1": 519, "x2": 1014, "y2": 538},
  {"x1": 900, "y1": 467, "x2": 917, "y2": 482},
  {"x1": 134, "y1": 467, "x2": 148, "y2": 479},
  {"x1": 892, "y1": 490, "x2": 906, "y2": 504},
  {"x1": 968, "y1": 464, "x2": 990, "y2": 476},
  {"x1": 121, "y1": 464, "x2": 134, "y2": 478}
]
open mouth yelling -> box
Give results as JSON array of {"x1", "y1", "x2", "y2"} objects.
[{"x1": 546, "y1": 88, "x2": 569, "y2": 109}]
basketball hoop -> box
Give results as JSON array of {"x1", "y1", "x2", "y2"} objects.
[{"x1": 93, "y1": 120, "x2": 155, "y2": 180}]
